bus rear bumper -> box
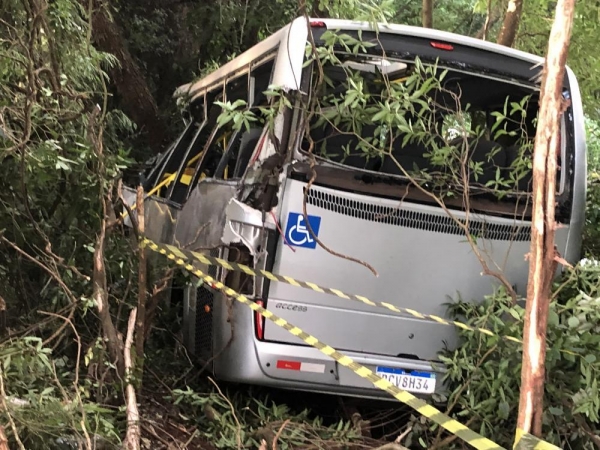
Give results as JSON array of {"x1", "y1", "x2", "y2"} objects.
[{"x1": 213, "y1": 311, "x2": 446, "y2": 401}]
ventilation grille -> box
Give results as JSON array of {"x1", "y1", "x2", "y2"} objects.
[
  {"x1": 306, "y1": 188, "x2": 531, "y2": 242},
  {"x1": 194, "y1": 285, "x2": 214, "y2": 365}
]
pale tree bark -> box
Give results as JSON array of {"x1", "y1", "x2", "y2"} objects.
[
  {"x1": 89, "y1": 105, "x2": 125, "y2": 376},
  {"x1": 517, "y1": 0, "x2": 576, "y2": 440},
  {"x1": 422, "y1": 0, "x2": 433, "y2": 28},
  {"x1": 496, "y1": 0, "x2": 523, "y2": 47},
  {"x1": 476, "y1": 0, "x2": 499, "y2": 41},
  {"x1": 135, "y1": 186, "x2": 146, "y2": 378},
  {"x1": 0, "y1": 425, "x2": 9, "y2": 450},
  {"x1": 123, "y1": 308, "x2": 140, "y2": 450}
]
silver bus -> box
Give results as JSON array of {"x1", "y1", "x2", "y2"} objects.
[{"x1": 129, "y1": 17, "x2": 586, "y2": 400}]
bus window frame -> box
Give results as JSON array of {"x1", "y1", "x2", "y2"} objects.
[
  {"x1": 166, "y1": 117, "x2": 207, "y2": 200},
  {"x1": 296, "y1": 51, "x2": 572, "y2": 213},
  {"x1": 201, "y1": 54, "x2": 279, "y2": 184}
]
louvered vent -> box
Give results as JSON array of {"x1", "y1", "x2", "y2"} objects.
[{"x1": 306, "y1": 188, "x2": 531, "y2": 242}]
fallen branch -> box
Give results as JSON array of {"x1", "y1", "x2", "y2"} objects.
[
  {"x1": 208, "y1": 377, "x2": 242, "y2": 450},
  {"x1": 272, "y1": 419, "x2": 290, "y2": 450}
]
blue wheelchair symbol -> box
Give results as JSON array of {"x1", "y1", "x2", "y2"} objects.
[{"x1": 284, "y1": 212, "x2": 321, "y2": 249}]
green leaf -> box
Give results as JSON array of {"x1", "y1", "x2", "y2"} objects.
[
  {"x1": 548, "y1": 309, "x2": 560, "y2": 327},
  {"x1": 568, "y1": 316, "x2": 580, "y2": 328},
  {"x1": 508, "y1": 308, "x2": 521, "y2": 321},
  {"x1": 548, "y1": 406, "x2": 564, "y2": 416},
  {"x1": 498, "y1": 401, "x2": 510, "y2": 420}
]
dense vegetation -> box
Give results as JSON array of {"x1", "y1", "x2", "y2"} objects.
[{"x1": 0, "y1": 0, "x2": 599, "y2": 448}]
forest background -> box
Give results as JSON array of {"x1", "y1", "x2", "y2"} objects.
[{"x1": 1, "y1": 0, "x2": 600, "y2": 449}]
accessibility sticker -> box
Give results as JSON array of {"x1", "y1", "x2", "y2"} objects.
[{"x1": 284, "y1": 212, "x2": 321, "y2": 249}]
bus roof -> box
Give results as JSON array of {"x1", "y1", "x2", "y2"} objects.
[{"x1": 175, "y1": 17, "x2": 549, "y2": 101}]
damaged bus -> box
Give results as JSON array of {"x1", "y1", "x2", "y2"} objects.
[{"x1": 128, "y1": 18, "x2": 587, "y2": 400}]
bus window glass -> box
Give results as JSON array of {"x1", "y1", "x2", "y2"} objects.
[{"x1": 301, "y1": 52, "x2": 564, "y2": 219}]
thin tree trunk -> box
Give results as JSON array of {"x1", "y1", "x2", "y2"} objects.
[
  {"x1": 93, "y1": 198, "x2": 124, "y2": 376},
  {"x1": 496, "y1": 0, "x2": 523, "y2": 47},
  {"x1": 422, "y1": 0, "x2": 433, "y2": 28},
  {"x1": 89, "y1": 104, "x2": 125, "y2": 376},
  {"x1": 0, "y1": 425, "x2": 8, "y2": 450},
  {"x1": 480, "y1": 0, "x2": 494, "y2": 40},
  {"x1": 135, "y1": 186, "x2": 146, "y2": 378},
  {"x1": 475, "y1": 9, "x2": 501, "y2": 40},
  {"x1": 89, "y1": 2, "x2": 166, "y2": 153},
  {"x1": 517, "y1": 0, "x2": 575, "y2": 439},
  {"x1": 123, "y1": 308, "x2": 140, "y2": 450}
]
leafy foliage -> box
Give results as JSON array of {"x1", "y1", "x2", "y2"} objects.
[
  {"x1": 171, "y1": 383, "x2": 362, "y2": 449},
  {"x1": 0, "y1": 337, "x2": 119, "y2": 449},
  {"x1": 0, "y1": 0, "x2": 600, "y2": 448},
  {"x1": 423, "y1": 266, "x2": 600, "y2": 449}
]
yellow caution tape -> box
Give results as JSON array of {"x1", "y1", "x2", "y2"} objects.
[
  {"x1": 143, "y1": 239, "x2": 504, "y2": 450},
  {"x1": 122, "y1": 149, "x2": 206, "y2": 219},
  {"x1": 514, "y1": 428, "x2": 561, "y2": 449},
  {"x1": 120, "y1": 174, "x2": 174, "y2": 219},
  {"x1": 141, "y1": 238, "x2": 522, "y2": 346},
  {"x1": 143, "y1": 237, "x2": 563, "y2": 450}
]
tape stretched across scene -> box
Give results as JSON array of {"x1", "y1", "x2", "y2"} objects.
[
  {"x1": 142, "y1": 237, "x2": 562, "y2": 450},
  {"x1": 141, "y1": 238, "x2": 522, "y2": 345}
]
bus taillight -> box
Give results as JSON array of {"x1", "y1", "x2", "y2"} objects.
[
  {"x1": 255, "y1": 300, "x2": 265, "y2": 340},
  {"x1": 430, "y1": 41, "x2": 454, "y2": 51}
]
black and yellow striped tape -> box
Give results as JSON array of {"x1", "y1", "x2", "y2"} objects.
[
  {"x1": 514, "y1": 429, "x2": 562, "y2": 450},
  {"x1": 143, "y1": 240, "x2": 503, "y2": 449},
  {"x1": 141, "y1": 238, "x2": 522, "y2": 346},
  {"x1": 143, "y1": 237, "x2": 561, "y2": 450}
]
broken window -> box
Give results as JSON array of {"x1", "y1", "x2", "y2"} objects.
[
  {"x1": 149, "y1": 55, "x2": 276, "y2": 205},
  {"x1": 300, "y1": 52, "x2": 566, "y2": 214}
]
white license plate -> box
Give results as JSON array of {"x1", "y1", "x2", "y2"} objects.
[{"x1": 375, "y1": 367, "x2": 436, "y2": 394}]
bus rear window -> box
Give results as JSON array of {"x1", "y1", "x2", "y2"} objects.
[{"x1": 301, "y1": 53, "x2": 568, "y2": 207}]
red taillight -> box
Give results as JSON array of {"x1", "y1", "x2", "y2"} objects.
[
  {"x1": 276, "y1": 360, "x2": 301, "y2": 370},
  {"x1": 430, "y1": 41, "x2": 454, "y2": 51},
  {"x1": 255, "y1": 300, "x2": 265, "y2": 340},
  {"x1": 310, "y1": 20, "x2": 327, "y2": 28}
]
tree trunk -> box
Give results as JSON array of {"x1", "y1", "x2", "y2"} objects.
[
  {"x1": 475, "y1": 0, "x2": 500, "y2": 40},
  {"x1": 135, "y1": 186, "x2": 146, "y2": 379},
  {"x1": 496, "y1": 0, "x2": 523, "y2": 47},
  {"x1": 0, "y1": 425, "x2": 8, "y2": 450},
  {"x1": 93, "y1": 199, "x2": 125, "y2": 376},
  {"x1": 422, "y1": 0, "x2": 433, "y2": 28},
  {"x1": 89, "y1": 2, "x2": 166, "y2": 153},
  {"x1": 123, "y1": 308, "x2": 140, "y2": 450},
  {"x1": 516, "y1": 0, "x2": 575, "y2": 440}
]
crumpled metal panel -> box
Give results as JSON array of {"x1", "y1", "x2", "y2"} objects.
[
  {"x1": 174, "y1": 180, "x2": 240, "y2": 249},
  {"x1": 146, "y1": 197, "x2": 179, "y2": 245},
  {"x1": 122, "y1": 186, "x2": 179, "y2": 245}
]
